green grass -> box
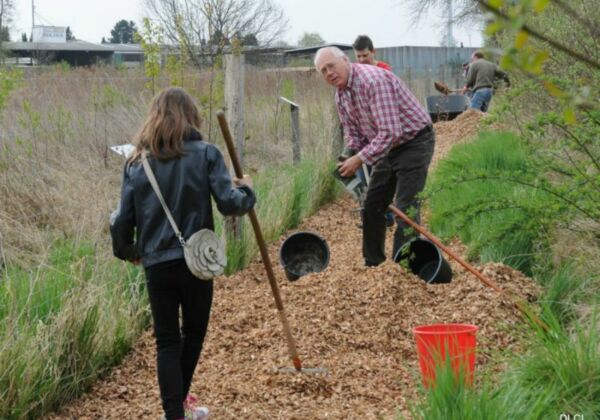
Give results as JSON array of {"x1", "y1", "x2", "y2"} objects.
[
  {"x1": 0, "y1": 240, "x2": 149, "y2": 419},
  {"x1": 408, "y1": 314, "x2": 600, "y2": 419},
  {"x1": 407, "y1": 359, "x2": 550, "y2": 420},
  {"x1": 426, "y1": 131, "x2": 551, "y2": 275},
  {"x1": 536, "y1": 264, "x2": 590, "y2": 325},
  {"x1": 0, "y1": 240, "x2": 97, "y2": 326}
]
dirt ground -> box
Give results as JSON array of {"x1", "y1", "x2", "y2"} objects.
[{"x1": 48, "y1": 110, "x2": 541, "y2": 419}]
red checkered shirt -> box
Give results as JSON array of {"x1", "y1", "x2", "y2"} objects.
[{"x1": 335, "y1": 63, "x2": 431, "y2": 165}]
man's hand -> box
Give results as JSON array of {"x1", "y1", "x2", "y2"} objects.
[{"x1": 337, "y1": 154, "x2": 363, "y2": 177}]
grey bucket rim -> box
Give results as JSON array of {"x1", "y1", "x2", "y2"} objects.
[
  {"x1": 279, "y1": 231, "x2": 330, "y2": 281},
  {"x1": 393, "y1": 238, "x2": 449, "y2": 284}
]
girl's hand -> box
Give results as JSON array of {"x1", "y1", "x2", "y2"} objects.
[{"x1": 234, "y1": 175, "x2": 253, "y2": 189}]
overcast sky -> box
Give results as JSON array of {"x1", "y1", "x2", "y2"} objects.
[{"x1": 12, "y1": 0, "x2": 482, "y2": 47}]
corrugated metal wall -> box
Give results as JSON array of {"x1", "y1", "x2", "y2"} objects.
[
  {"x1": 377, "y1": 46, "x2": 476, "y2": 73},
  {"x1": 375, "y1": 46, "x2": 478, "y2": 103}
]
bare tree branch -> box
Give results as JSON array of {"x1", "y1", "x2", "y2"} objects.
[
  {"x1": 398, "y1": 0, "x2": 484, "y2": 26},
  {"x1": 143, "y1": 0, "x2": 288, "y2": 64},
  {"x1": 0, "y1": 0, "x2": 15, "y2": 38}
]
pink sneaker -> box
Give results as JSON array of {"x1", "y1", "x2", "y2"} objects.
[{"x1": 184, "y1": 394, "x2": 210, "y2": 420}]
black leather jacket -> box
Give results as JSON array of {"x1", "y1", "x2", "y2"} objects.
[{"x1": 110, "y1": 130, "x2": 256, "y2": 268}]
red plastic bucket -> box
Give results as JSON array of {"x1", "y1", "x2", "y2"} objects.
[{"x1": 413, "y1": 323, "x2": 478, "y2": 387}]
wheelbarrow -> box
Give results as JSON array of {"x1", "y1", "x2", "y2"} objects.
[{"x1": 426, "y1": 94, "x2": 470, "y2": 123}]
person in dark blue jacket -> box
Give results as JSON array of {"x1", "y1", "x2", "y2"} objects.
[{"x1": 110, "y1": 87, "x2": 255, "y2": 420}]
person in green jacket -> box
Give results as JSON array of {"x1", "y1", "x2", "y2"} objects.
[{"x1": 462, "y1": 51, "x2": 510, "y2": 112}]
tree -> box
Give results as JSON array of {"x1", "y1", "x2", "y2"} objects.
[
  {"x1": 398, "y1": 0, "x2": 484, "y2": 25},
  {"x1": 143, "y1": 0, "x2": 289, "y2": 63},
  {"x1": 398, "y1": 0, "x2": 484, "y2": 48},
  {"x1": 137, "y1": 17, "x2": 163, "y2": 95},
  {"x1": 66, "y1": 26, "x2": 75, "y2": 41},
  {"x1": 21, "y1": 32, "x2": 26, "y2": 42},
  {"x1": 297, "y1": 32, "x2": 325, "y2": 47},
  {"x1": 0, "y1": 26, "x2": 9, "y2": 42},
  {"x1": 109, "y1": 19, "x2": 138, "y2": 44},
  {"x1": 209, "y1": 29, "x2": 229, "y2": 46},
  {"x1": 0, "y1": 0, "x2": 14, "y2": 51},
  {"x1": 241, "y1": 33, "x2": 258, "y2": 46},
  {"x1": 0, "y1": 0, "x2": 13, "y2": 32}
]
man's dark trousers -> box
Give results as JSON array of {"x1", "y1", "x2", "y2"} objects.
[{"x1": 362, "y1": 128, "x2": 435, "y2": 266}]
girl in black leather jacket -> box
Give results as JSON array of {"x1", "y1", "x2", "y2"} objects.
[{"x1": 110, "y1": 87, "x2": 255, "y2": 420}]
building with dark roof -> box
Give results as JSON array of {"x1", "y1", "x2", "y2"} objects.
[{"x1": 4, "y1": 40, "x2": 113, "y2": 66}]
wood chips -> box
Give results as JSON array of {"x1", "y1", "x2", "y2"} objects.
[{"x1": 48, "y1": 109, "x2": 541, "y2": 419}]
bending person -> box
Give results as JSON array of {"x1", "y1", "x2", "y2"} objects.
[{"x1": 315, "y1": 47, "x2": 434, "y2": 267}]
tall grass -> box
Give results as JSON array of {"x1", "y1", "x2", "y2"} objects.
[
  {"x1": 0, "y1": 241, "x2": 148, "y2": 419},
  {"x1": 426, "y1": 131, "x2": 550, "y2": 275}
]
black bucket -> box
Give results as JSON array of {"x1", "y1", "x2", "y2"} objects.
[
  {"x1": 393, "y1": 239, "x2": 452, "y2": 284},
  {"x1": 279, "y1": 231, "x2": 330, "y2": 281}
]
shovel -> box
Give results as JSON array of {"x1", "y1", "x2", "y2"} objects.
[
  {"x1": 216, "y1": 111, "x2": 327, "y2": 375},
  {"x1": 434, "y1": 81, "x2": 463, "y2": 95}
]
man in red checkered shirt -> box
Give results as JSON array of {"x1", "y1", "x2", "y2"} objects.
[{"x1": 315, "y1": 46, "x2": 435, "y2": 267}]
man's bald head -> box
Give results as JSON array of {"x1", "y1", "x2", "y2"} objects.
[
  {"x1": 314, "y1": 47, "x2": 351, "y2": 89},
  {"x1": 314, "y1": 46, "x2": 346, "y2": 66}
]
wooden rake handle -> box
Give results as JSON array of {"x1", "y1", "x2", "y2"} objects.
[
  {"x1": 388, "y1": 204, "x2": 548, "y2": 331},
  {"x1": 216, "y1": 111, "x2": 302, "y2": 371}
]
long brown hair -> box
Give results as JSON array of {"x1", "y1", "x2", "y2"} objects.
[{"x1": 129, "y1": 87, "x2": 203, "y2": 162}]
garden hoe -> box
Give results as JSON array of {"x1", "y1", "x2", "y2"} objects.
[
  {"x1": 216, "y1": 111, "x2": 327, "y2": 375},
  {"x1": 388, "y1": 204, "x2": 549, "y2": 332},
  {"x1": 434, "y1": 81, "x2": 463, "y2": 95}
]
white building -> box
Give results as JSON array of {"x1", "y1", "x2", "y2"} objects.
[{"x1": 32, "y1": 26, "x2": 67, "y2": 43}]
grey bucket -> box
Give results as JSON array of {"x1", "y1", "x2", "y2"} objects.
[
  {"x1": 426, "y1": 94, "x2": 470, "y2": 123},
  {"x1": 393, "y1": 238, "x2": 452, "y2": 284},
  {"x1": 332, "y1": 168, "x2": 367, "y2": 202},
  {"x1": 279, "y1": 231, "x2": 330, "y2": 281}
]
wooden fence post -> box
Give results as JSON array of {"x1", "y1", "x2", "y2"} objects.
[
  {"x1": 224, "y1": 53, "x2": 245, "y2": 239},
  {"x1": 0, "y1": 231, "x2": 5, "y2": 272},
  {"x1": 279, "y1": 97, "x2": 301, "y2": 164},
  {"x1": 224, "y1": 53, "x2": 245, "y2": 167}
]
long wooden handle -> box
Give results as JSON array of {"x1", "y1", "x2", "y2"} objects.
[
  {"x1": 217, "y1": 111, "x2": 302, "y2": 370},
  {"x1": 388, "y1": 204, "x2": 548, "y2": 331}
]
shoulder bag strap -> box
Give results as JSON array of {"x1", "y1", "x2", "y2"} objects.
[{"x1": 141, "y1": 151, "x2": 186, "y2": 247}]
